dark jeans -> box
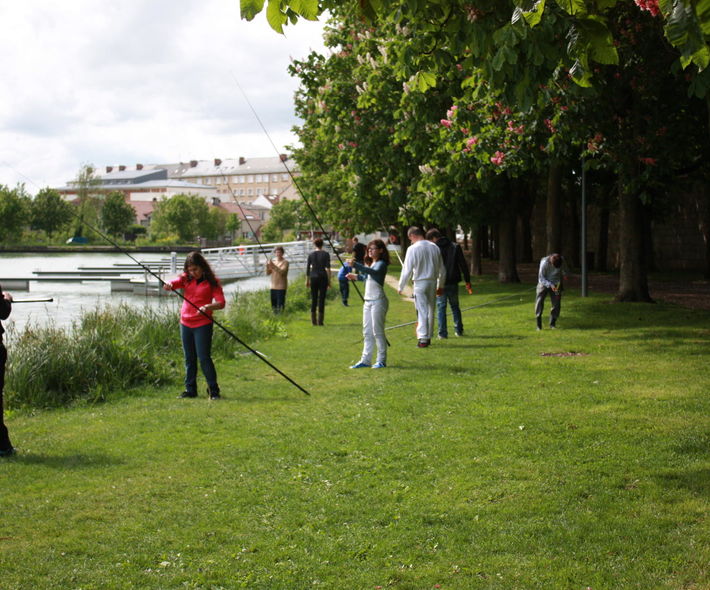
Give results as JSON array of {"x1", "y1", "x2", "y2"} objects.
[
  {"x1": 0, "y1": 342, "x2": 12, "y2": 451},
  {"x1": 437, "y1": 284, "x2": 463, "y2": 337},
  {"x1": 180, "y1": 323, "x2": 218, "y2": 394},
  {"x1": 338, "y1": 278, "x2": 349, "y2": 304},
  {"x1": 310, "y1": 276, "x2": 328, "y2": 315},
  {"x1": 271, "y1": 289, "x2": 286, "y2": 313}
]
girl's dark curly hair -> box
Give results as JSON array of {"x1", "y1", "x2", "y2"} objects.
[{"x1": 183, "y1": 251, "x2": 220, "y2": 287}]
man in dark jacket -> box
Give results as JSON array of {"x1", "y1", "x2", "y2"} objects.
[
  {"x1": 0, "y1": 284, "x2": 14, "y2": 457},
  {"x1": 426, "y1": 229, "x2": 472, "y2": 338}
]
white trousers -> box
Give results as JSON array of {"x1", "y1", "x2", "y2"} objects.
[
  {"x1": 361, "y1": 297, "x2": 389, "y2": 365},
  {"x1": 413, "y1": 279, "x2": 436, "y2": 341}
]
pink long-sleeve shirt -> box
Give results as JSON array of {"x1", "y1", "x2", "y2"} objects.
[{"x1": 168, "y1": 273, "x2": 226, "y2": 328}]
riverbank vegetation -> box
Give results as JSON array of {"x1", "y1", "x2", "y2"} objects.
[
  {"x1": 4, "y1": 281, "x2": 334, "y2": 409},
  {"x1": 1, "y1": 276, "x2": 708, "y2": 588}
]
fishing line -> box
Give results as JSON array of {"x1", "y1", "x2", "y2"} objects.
[
  {"x1": 375, "y1": 212, "x2": 404, "y2": 266},
  {"x1": 232, "y1": 75, "x2": 392, "y2": 348},
  {"x1": 1, "y1": 162, "x2": 311, "y2": 396},
  {"x1": 385, "y1": 286, "x2": 537, "y2": 331},
  {"x1": 216, "y1": 167, "x2": 273, "y2": 264},
  {"x1": 231, "y1": 75, "x2": 367, "y2": 302}
]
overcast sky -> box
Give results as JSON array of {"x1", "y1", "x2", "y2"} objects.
[{"x1": 0, "y1": 0, "x2": 327, "y2": 193}]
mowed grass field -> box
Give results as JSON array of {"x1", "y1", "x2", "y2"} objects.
[{"x1": 1, "y1": 274, "x2": 708, "y2": 589}]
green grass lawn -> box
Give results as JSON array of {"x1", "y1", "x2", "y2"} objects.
[{"x1": 1, "y1": 275, "x2": 709, "y2": 589}]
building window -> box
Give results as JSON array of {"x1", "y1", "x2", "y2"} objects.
[
  {"x1": 281, "y1": 174, "x2": 289, "y2": 181},
  {"x1": 257, "y1": 188, "x2": 264, "y2": 195},
  {"x1": 247, "y1": 189, "x2": 253, "y2": 196},
  {"x1": 247, "y1": 175, "x2": 254, "y2": 183}
]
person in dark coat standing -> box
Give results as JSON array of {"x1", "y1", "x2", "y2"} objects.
[
  {"x1": 426, "y1": 229, "x2": 472, "y2": 339},
  {"x1": 306, "y1": 238, "x2": 331, "y2": 325},
  {"x1": 351, "y1": 237, "x2": 366, "y2": 265},
  {"x1": 0, "y1": 285, "x2": 15, "y2": 457}
]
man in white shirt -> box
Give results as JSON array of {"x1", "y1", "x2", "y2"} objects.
[{"x1": 398, "y1": 227, "x2": 446, "y2": 347}]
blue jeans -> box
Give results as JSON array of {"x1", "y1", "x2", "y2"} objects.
[
  {"x1": 338, "y1": 278, "x2": 350, "y2": 305},
  {"x1": 437, "y1": 284, "x2": 463, "y2": 337},
  {"x1": 180, "y1": 323, "x2": 218, "y2": 394}
]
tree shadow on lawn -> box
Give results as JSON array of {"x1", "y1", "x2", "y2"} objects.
[
  {"x1": 563, "y1": 301, "x2": 708, "y2": 332},
  {"x1": 656, "y1": 467, "x2": 710, "y2": 498},
  {"x1": 7, "y1": 451, "x2": 124, "y2": 470}
]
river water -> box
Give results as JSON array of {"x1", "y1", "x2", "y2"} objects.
[{"x1": 0, "y1": 252, "x2": 277, "y2": 334}]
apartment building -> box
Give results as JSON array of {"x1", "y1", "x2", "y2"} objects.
[{"x1": 158, "y1": 155, "x2": 299, "y2": 202}]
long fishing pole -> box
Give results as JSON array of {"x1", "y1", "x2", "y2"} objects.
[
  {"x1": 232, "y1": 75, "x2": 393, "y2": 349},
  {"x1": 217, "y1": 168, "x2": 273, "y2": 264},
  {"x1": 375, "y1": 212, "x2": 404, "y2": 266},
  {"x1": 231, "y1": 75, "x2": 368, "y2": 304},
  {"x1": 9, "y1": 298, "x2": 54, "y2": 303},
  {"x1": 385, "y1": 287, "x2": 537, "y2": 331},
  {"x1": 1, "y1": 162, "x2": 310, "y2": 396},
  {"x1": 88, "y1": 217, "x2": 310, "y2": 395}
]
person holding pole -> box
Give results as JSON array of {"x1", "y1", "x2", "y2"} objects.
[
  {"x1": 426, "y1": 228, "x2": 472, "y2": 338},
  {"x1": 163, "y1": 252, "x2": 226, "y2": 399},
  {"x1": 535, "y1": 253, "x2": 567, "y2": 330},
  {"x1": 398, "y1": 227, "x2": 446, "y2": 348},
  {"x1": 266, "y1": 246, "x2": 289, "y2": 314},
  {"x1": 0, "y1": 285, "x2": 15, "y2": 457},
  {"x1": 347, "y1": 239, "x2": 390, "y2": 369}
]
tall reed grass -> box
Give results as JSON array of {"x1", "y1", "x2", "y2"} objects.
[
  {"x1": 5, "y1": 275, "x2": 328, "y2": 409},
  {"x1": 5, "y1": 304, "x2": 176, "y2": 409}
]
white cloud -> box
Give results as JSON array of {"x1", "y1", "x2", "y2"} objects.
[{"x1": 0, "y1": 0, "x2": 326, "y2": 192}]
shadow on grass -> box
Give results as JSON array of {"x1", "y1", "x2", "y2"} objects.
[
  {"x1": 7, "y1": 451, "x2": 124, "y2": 469},
  {"x1": 657, "y1": 467, "x2": 710, "y2": 498}
]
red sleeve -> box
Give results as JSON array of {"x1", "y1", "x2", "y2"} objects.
[
  {"x1": 168, "y1": 273, "x2": 189, "y2": 290},
  {"x1": 213, "y1": 282, "x2": 225, "y2": 305}
]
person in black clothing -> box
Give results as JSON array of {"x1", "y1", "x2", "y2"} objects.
[
  {"x1": 0, "y1": 285, "x2": 15, "y2": 457},
  {"x1": 306, "y1": 238, "x2": 331, "y2": 325},
  {"x1": 351, "y1": 237, "x2": 366, "y2": 265},
  {"x1": 426, "y1": 229, "x2": 472, "y2": 338}
]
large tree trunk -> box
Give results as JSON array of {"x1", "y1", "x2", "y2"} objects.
[
  {"x1": 616, "y1": 184, "x2": 653, "y2": 302},
  {"x1": 597, "y1": 200, "x2": 610, "y2": 272},
  {"x1": 517, "y1": 178, "x2": 535, "y2": 263},
  {"x1": 480, "y1": 224, "x2": 490, "y2": 258},
  {"x1": 693, "y1": 188, "x2": 710, "y2": 279},
  {"x1": 546, "y1": 161, "x2": 563, "y2": 254},
  {"x1": 566, "y1": 187, "x2": 581, "y2": 269},
  {"x1": 471, "y1": 226, "x2": 483, "y2": 276},
  {"x1": 498, "y1": 183, "x2": 520, "y2": 283}
]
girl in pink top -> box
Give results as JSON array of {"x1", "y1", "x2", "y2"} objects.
[{"x1": 164, "y1": 252, "x2": 226, "y2": 399}]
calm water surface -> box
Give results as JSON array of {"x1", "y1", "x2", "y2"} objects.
[{"x1": 0, "y1": 252, "x2": 276, "y2": 333}]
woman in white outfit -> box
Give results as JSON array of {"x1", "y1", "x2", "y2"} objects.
[{"x1": 347, "y1": 239, "x2": 390, "y2": 369}]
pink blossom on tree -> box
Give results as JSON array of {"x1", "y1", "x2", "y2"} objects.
[
  {"x1": 490, "y1": 151, "x2": 505, "y2": 166},
  {"x1": 635, "y1": 0, "x2": 660, "y2": 16}
]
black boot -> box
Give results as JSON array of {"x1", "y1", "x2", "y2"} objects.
[
  {"x1": 207, "y1": 386, "x2": 221, "y2": 400},
  {"x1": 536, "y1": 316, "x2": 542, "y2": 331},
  {"x1": 317, "y1": 311, "x2": 324, "y2": 326},
  {"x1": 311, "y1": 311, "x2": 318, "y2": 326}
]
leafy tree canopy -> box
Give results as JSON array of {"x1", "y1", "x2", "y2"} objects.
[{"x1": 101, "y1": 192, "x2": 137, "y2": 237}]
